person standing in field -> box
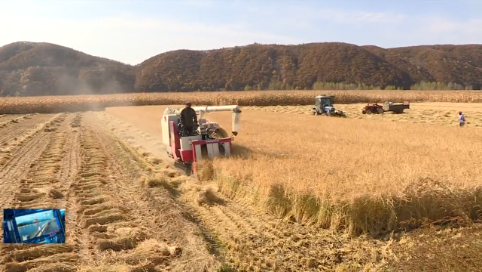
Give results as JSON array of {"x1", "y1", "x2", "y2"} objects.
[
  {"x1": 180, "y1": 102, "x2": 198, "y2": 136},
  {"x1": 459, "y1": 111, "x2": 466, "y2": 127}
]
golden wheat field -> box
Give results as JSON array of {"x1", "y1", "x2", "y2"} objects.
[{"x1": 0, "y1": 93, "x2": 482, "y2": 271}]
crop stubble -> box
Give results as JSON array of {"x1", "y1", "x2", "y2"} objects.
[
  {"x1": 1, "y1": 99, "x2": 482, "y2": 271},
  {"x1": 102, "y1": 104, "x2": 482, "y2": 232},
  {"x1": 207, "y1": 108, "x2": 482, "y2": 234},
  {"x1": 100, "y1": 104, "x2": 482, "y2": 270},
  {"x1": 1, "y1": 113, "x2": 79, "y2": 271},
  {"x1": 0, "y1": 112, "x2": 218, "y2": 272},
  {"x1": 94, "y1": 110, "x2": 396, "y2": 271},
  {"x1": 244, "y1": 102, "x2": 482, "y2": 128},
  {"x1": 0, "y1": 113, "x2": 63, "y2": 208}
]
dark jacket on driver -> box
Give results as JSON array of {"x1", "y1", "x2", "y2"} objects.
[{"x1": 180, "y1": 107, "x2": 197, "y2": 127}]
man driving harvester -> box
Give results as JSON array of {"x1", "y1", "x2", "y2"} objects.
[{"x1": 180, "y1": 101, "x2": 198, "y2": 136}]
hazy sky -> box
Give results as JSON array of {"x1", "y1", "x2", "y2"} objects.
[{"x1": 1, "y1": 0, "x2": 481, "y2": 65}]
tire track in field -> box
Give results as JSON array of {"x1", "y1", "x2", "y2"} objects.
[
  {"x1": 0, "y1": 114, "x2": 61, "y2": 166},
  {"x1": 183, "y1": 185, "x2": 398, "y2": 271},
  {"x1": 10, "y1": 114, "x2": 71, "y2": 209},
  {"x1": 58, "y1": 114, "x2": 82, "y2": 188},
  {"x1": 88, "y1": 112, "x2": 222, "y2": 271},
  {"x1": 185, "y1": 187, "x2": 381, "y2": 271},
  {"x1": 0, "y1": 114, "x2": 34, "y2": 129},
  {"x1": 0, "y1": 114, "x2": 27, "y2": 119},
  {"x1": 0, "y1": 114, "x2": 58, "y2": 153},
  {"x1": 1, "y1": 114, "x2": 104, "y2": 272},
  {"x1": 60, "y1": 114, "x2": 83, "y2": 256},
  {"x1": 76, "y1": 112, "x2": 218, "y2": 271},
  {"x1": 0, "y1": 114, "x2": 84, "y2": 272},
  {"x1": 0, "y1": 114, "x2": 64, "y2": 210},
  {"x1": 56, "y1": 113, "x2": 188, "y2": 271}
]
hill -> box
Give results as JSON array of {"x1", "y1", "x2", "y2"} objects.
[
  {"x1": 365, "y1": 44, "x2": 482, "y2": 88},
  {"x1": 0, "y1": 42, "x2": 135, "y2": 96},
  {"x1": 0, "y1": 41, "x2": 481, "y2": 96},
  {"x1": 137, "y1": 43, "x2": 482, "y2": 91},
  {"x1": 136, "y1": 43, "x2": 412, "y2": 92}
]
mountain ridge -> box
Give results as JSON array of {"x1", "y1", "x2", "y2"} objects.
[{"x1": 0, "y1": 41, "x2": 481, "y2": 96}]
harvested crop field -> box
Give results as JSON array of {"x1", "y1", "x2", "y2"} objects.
[
  {"x1": 1, "y1": 102, "x2": 482, "y2": 271},
  {"x1": 244, "y1": 102, "x2": 482, "y2": 127},
  {"x1": 0, "y1": 112, "x2": 216, "y2": 271}
]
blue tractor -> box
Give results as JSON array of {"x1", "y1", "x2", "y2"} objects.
[{"x1": 312, "y1": 95, "x2": 346, "y2": 117}]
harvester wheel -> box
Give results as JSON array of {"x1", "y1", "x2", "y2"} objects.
[
  {"x1": 362, "y1": 110, "x2": 366, "y2": 114},
  {"x1": 365, "y1": 109, "x2": 372, "y2": 114},
  {"x1": 377, "y1": 108, "x2": 384, "y2": 114}
]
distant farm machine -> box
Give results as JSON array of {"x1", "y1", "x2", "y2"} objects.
[
  {"x1": 312, "y1": 95, "x2": 346, "y2": 117},
  {"x1": 362, "y1": 101, "x2": 410, "y2": 114},
  {"x1": 162, "y1": 105, "x2": 241, "y2": 176}
]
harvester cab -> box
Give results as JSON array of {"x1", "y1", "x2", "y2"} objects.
[
  {"x1": 162, "y1": 105, "x2": 241, "y2": 176},
  {"x1": 312, "y1": 95, "x2": 346, "y2": 117}
]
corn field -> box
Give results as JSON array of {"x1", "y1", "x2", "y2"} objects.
[{"x1": 1, "y1": 90, "x2": 481, "y2": 114}]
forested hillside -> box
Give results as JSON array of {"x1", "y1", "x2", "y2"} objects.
[
  {"x1": 0, "y1": 41, "x2": 481, "y2": 96},
  {"x1": 0, "y1": 42, "x2": 135, "y2": 96}
]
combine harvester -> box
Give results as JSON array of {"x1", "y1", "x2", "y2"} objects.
[{"x1": 162, "y1": 105, "x2": 241, "y2": 176}]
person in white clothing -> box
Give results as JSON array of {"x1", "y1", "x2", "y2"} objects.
[{"x1": 459, "y1": 111, "x2": 465, "y2": 127}]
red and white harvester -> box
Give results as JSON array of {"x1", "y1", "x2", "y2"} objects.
[{"x1": 162, "y1": 105, "x2": 242, "y2": 175}]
